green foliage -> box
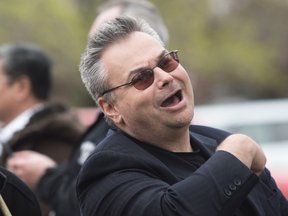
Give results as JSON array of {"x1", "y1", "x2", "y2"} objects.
[
  {"x1": 0, "y1": 0, "x2": 95, "y2": 106},
  {"x1": 1, "y1": 0, "x2": 288, "y2": 106},
  {"x1": 152, "y1": 0, "x2": 288, "y2": 103}
]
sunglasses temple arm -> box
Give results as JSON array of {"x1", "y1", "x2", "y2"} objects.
[{"x1": 102, "y1": 82, "x2": 133, "y2": 96}]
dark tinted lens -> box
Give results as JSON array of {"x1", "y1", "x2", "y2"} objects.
[
  {"x1": 132, "y1": 70, "x2": 154, "y2": 90},
  {"x1": 158, "y1": 52, "x2": 179, "y2": 72}
]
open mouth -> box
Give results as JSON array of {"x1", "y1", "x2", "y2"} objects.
[{"x1": 161, "y1": 90, "x2": 182, "y2": 107}]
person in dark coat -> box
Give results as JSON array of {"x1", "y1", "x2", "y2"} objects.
[
  {"x1": 0, "y1": 43, "x2": 85, "y2": 216},
  {"x1": 75, "y1": 16, "x2": 288, "y2": 215},
  {"x1": 0, "y1": 166, "x2": 42, "y2": 216}
]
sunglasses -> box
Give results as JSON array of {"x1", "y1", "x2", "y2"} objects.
[{"x1": 101, "y1": 50, "x2": 179, "y2": 96}]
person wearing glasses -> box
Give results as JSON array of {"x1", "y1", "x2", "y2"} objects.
[{"x1": 76, "y1": 16, "x2": 288, "y2": 216}]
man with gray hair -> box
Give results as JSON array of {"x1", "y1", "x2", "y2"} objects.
[{"x1": 76, "y1": 16, "x2": 287, "y2": 215}]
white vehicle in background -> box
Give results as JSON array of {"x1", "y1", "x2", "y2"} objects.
[{"x1": 193, "y1": 98, "x2": 288, "y2": 198}]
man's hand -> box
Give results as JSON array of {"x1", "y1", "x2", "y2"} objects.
[
  {"x1": 7, "y1": 150, "x2": 57, "y2": 191},
  {"x1": 216, "y1": 134, "x2": 266, "y2": 176}
]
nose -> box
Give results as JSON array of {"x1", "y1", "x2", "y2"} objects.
[{"x1": 153, "y1": 67, "x2": 173, "y2": 89}]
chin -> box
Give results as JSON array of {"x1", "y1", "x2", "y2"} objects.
[{"x1": 167, "y1": 115, "x2": 193, "y2": 129}]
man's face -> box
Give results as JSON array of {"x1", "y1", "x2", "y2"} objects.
[{"x1": 100, "y1": 32, "x2": 194, "y2": 140}]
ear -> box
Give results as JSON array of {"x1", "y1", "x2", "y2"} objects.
[
  {"x1": 98, "y1": 97, "x2": 123, "y2": 125},
  {"x1": 13, "y1": 76, "x2": 32, "y2": 102}
]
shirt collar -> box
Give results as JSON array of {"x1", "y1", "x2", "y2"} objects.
[{"x1": 0, "y1": 103, "x2": 45, "y2": 144}]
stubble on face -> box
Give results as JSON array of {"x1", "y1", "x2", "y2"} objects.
[
  {"x1": 152, "y1": 78, "x2": 194, "y2": 128},
  {"x1": 101, "y1": 32, "x2": 194, "y2": 148}
]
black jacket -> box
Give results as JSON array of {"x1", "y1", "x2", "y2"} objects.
[
  {"x1": 37, "y1": 112, "x2": 110, "y2": 216},
  {"x1": 76, "y1": 125, "x2": 288, "y2": 216},
  {"x1": 0, "y1": 166, "x2": 42, "y2": 216}
]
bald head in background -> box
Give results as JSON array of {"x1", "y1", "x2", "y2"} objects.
[{"x1": 88, "y1": 0, "x2": 169, "y2": 45}]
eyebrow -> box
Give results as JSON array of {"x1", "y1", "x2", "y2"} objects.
[{"x1": 126, "y1": 49, "x2": 168, "y2": 82}]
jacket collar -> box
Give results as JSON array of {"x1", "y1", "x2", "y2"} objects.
[{"x1": 115, "y1": 128, "x2": 220, "y2": 182}]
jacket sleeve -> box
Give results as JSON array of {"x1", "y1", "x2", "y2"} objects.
[
  {"x1": 258, "y1": 168, "x2": 288, "y2": 215},
  {"x1": 76, "y1": 150, "x2": 259, "y2": 216},
  {"x1": 37, "y1": 165, "x2": 80, "y2": 216}
]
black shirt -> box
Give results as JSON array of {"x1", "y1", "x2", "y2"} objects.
[{"x1": 174, "y1": 144, "x2": 206, "y2": 168}]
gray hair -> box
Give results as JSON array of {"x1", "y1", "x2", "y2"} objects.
[
  {"x1": 79, "y1": 15, "x2": 164, "y2": 126},
  {"x1": 98, "y1": 0, "x2": 169, "y2": 45}
]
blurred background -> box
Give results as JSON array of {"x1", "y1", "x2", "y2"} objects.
[{"x1": 2, "y1": 0, "x2": 288, "y2": 107}]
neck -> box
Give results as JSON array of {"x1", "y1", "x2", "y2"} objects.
[
  {"x1": 155, "y1": 126, "x2": 192, "y2": 152},
  {"x1": 123, "y1": 124, "x2": 192, "y2": 153}
]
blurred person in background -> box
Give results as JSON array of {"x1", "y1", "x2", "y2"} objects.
[
  {"x1": 0, "y1": 42, "x2": 85, "y2": 216},
  {"x1": 6, "y1": 1, "x2": 169, "y2": 216},
  {"x1": 89, "y1": 0, "x2": 169, "y2": 44}
]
